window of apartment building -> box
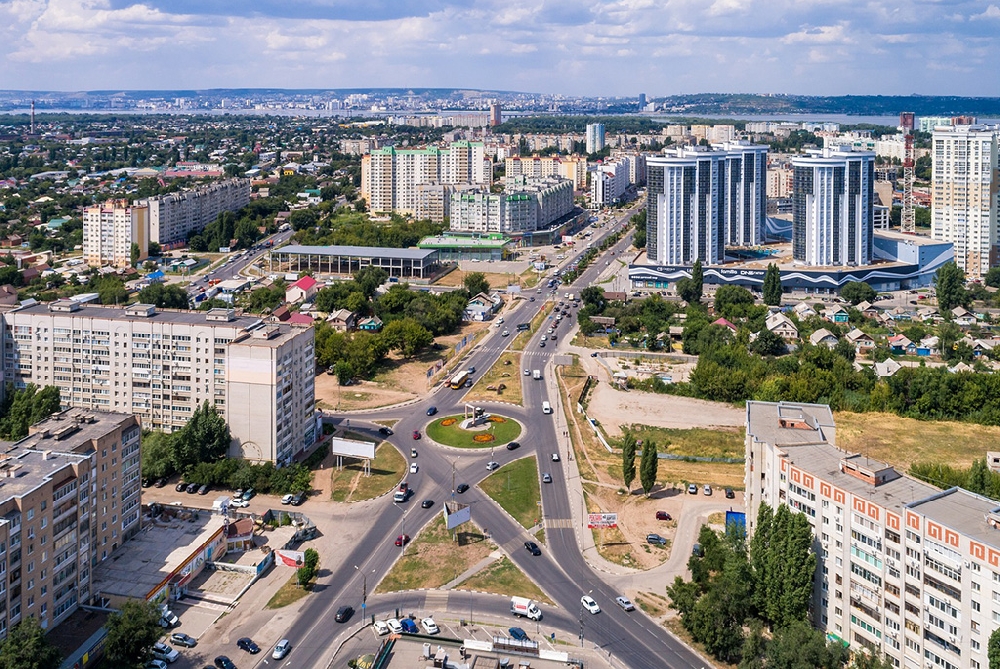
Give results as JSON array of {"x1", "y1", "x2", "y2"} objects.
[
  {"x1": 906, "y1": 530, "x2": 921, "y2": 544},
  {"x1": 972, "y1": 600, "x2": 980, "y2": 612}
]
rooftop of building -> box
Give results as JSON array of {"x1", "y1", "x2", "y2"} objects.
[
  {"x1": 92, "y1": 511, "x2": 225, "y2": 601},
  {"x1": 10, "y1": 301, "x2": 264, "y2": 328},
  {"x1": 418, "y1": 235, "x2": 511, "y2": 249},
  {"x1": 274, "y1": 245, "x2": 438, "y2": 260},
  {"x1": 0, "y1": 448, "x2": 88, "y2": 504},
  {"x1": 908, "y1": 488, "x2": 1000, "y2": 548},
  {"x1": 229, "y1": 323, "x2": 309, "y2": 348},
  {"x1": 24, "y1": 407, "x2": 135, "y2": 450},
  {"x1": 746, "y1": 401, "x2": 836, "y2": 449}
]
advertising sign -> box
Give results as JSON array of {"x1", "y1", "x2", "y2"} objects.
[{"x1": 587, "y1": 513, "x2": 618, "y2": 528}]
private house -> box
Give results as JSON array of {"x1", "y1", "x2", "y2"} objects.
[
  {"x1": 792, "y1": 302, "x2": 816, "y2": 319},
  {"x1": 765, "y1": 312, "x2": 799, "y2": 341},
  {"x1": 888, "y1": 334, "x2": 915, "y2": 355},
  {"x1": 326, "y1": 308, "x2": 356, "y2": 332},
  {"x1": 951, "y1": 306, "x2": 977, "y2": 327},
  {"x1": 288, "y1": 312, "x2": 314, "y2": 325},
  {"x1": 809, "y1": 328, "x2": 839, "y2": 348},
  {"x1": 464, "y1": 292, "x2": 504, "y2": 322},
  {"x1": 271, "y1": 305, "x2": 290, "y2": 322},
  {"x1": 873, "y1": 357, "x2": 903, "y2": 378},
  {"x1": 286, "y1": 275, "x2": 319, "y2": 304},
  {"x1": 856, "y1": 300, "x2": 880, "y2": 320},
  {"x1": 916, "y1": 306, "x2": 941, "y2": 324},
  {"x1": 358, "y1": 316, "x2": 383, "y2": 332},
  {"x1": 917, "y1": 336, "x2": 939, "y2": 356},
  {"x1": 0, "y1": 284, "x2": 18, "y2": 306},
  {"x1": 711, "y1": 317, "x2": 738, "y2": 334},
  {"x1": 822, "y1": 305, "x2": 849, "y2": 323},
  {"x1": 845, "y1": 328, "x2": 876, "y2": 352},
  {"x1": 887, "y1": 306, "x2": 912, "y2": 322}
]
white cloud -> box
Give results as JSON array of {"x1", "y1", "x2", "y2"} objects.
[{"x1": 971, "y1": 4, "x2": 1000, "y2": 19}]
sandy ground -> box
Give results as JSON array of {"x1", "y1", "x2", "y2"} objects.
[{"x1": 586, "y1": 382, "x2": 745, "y2": 438}]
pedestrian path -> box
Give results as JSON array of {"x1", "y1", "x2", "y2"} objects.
[{"x1": 441, "y1": 550, "x2": 505, "y2": 590}]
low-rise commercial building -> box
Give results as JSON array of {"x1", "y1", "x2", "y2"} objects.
[{"x1": 268, "y1": 245, "x2": 441, "y2": 280}]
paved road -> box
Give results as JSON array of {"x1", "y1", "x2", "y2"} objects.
[
  {"x1": 177, "y1": 203, "x2": 710, "y2": 669},
  {"x1": 183, "y1": 228, "x2": 295, "y2": 298}
]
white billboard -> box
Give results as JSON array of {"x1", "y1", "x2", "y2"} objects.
[
  {"x1": 444, "y1": 501, "x2": 472, "y2": 530},
  {"x1": 588, "y1": 512, "x2": 618, "y2": 529},
  {"x1": 328, "y1": 437, "x2": 376, "y2": 460},
  {"x1": 274, "y1": 549, "x2": 305, "y2": 567}
]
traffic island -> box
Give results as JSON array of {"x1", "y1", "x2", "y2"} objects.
[
  {"x1": 478, "y1": 456, "x2": 542, "y2": 529},
  {"x1": 425, "y1": 413, "x2": 522, "y2": 448}
]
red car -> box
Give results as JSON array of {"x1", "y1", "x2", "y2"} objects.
[
  {"x1": 412, "y1": 430, "x2": 421, "y2": 440},
  {"x1": 656, "y1": 511, "x2": 672, "y2": 521},
  {"x1": 395, "y1": 534, "x2": 411, "y2": 547}
]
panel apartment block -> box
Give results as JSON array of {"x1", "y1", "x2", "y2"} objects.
[
  {"x1": 449, "y1": 177, "x2": 573, "y2": 234},
  {"x1": 504, "y1": 156, "x2": 588, "y2": 190},
  {"x1": 931, "y1": 125, "x2": 1000, "y2": 279},
  {"x1": 792, "y1": 148, "x2": 874, "y2": 267},
  {"x1": 0, "y1": 408, "x2": 141, "y2": 638},
  {"x1": 746, "y1": 401, "x2": 1000, "y2": 669},
  {"x1": 1, "y1": 302, "x2": 314, "y2": 465},
  {"x1": 82, "y1": 202, "x2": 149, "y2": 268},
  {"x1": 138, "y1": 178, "x2": 250, "y2": 246}
]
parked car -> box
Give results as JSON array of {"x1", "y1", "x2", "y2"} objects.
[
  {"x1": 426, "y1": 406, "x2": 437, "y2": 416},
  {"x1": 146, "y1": 661, "x2": 167, "y2": 669},
  {"x1": 154, "y1": 478, "x2": 167, "y2": 488},
  {"x1": 170, "y1": 633, "x2": 197, "y2": 648},
  {"x1": 386, "y1": 619, "x2": 403, "y2": 634},
  {"x1": 241, "y1": 489, "x2": 255, "y2": 501},
  {"x1": 175, "y1": 482, "x2": 187, "y2": 492},
  {"x1": 421, "y1": 617, "x2": 439, "y2": 634},
  {"x1": 281, "y1": 494, "x2": 295, "y2": 505},
  {"x1": 400, "y1": 619, "x2": 419, "y2": 634},
  {"x1": 272, "y1": 639, "x2": 291, "y2": 659},
  {"x1": 508, "y1": 626, "x2": 529, "y2": 641},
  {"x1": 524, "y1": 541, "x2": 541, "y2": 556},
  {"x1": 197, "y1": 484, "x2": 210, "y2": 495},
  {"x1": 687, "y1": 483, "x2": 698, "y2": 494},
  {"x1": 703, "y1": 484, "x2": 712, "y2": 496},
  {"x1": 646, "y1": 533, "x2": 667, "y2": 546},
  {"x1": 236, "y1": 637, "x2": 260, "y2": 654},
  {"x1": 152, "y1": 642, "x2": 179, "y2": 663},
  {"x1": 655, "y1": 511, "x2": 672, "y2": 521},
  {"x1": 616, "y1": 596, "x2": 635, "y2": 612},
  {"x1": 692, "y1": 543, "x2": 704, "y2": 557},
  {"x1": 335, "y1": 605, "x2": 354, "y2": 623},
  {"x1": 214, "y1": 657, "x2": 237, "y2": 669},
  {"x1": 291, "y1": 491, "x2": 307, "y2": 506},
  {"x1": 456, "y1": 483, "x2": 470, "y2": 494},
  {"x1": 581, "y1": 595, "x2": 601, "y2": 614},
  {"x1": 373, "y1": 620, "x2": 389, "y2": 636},
  {"x1": 230, "y1": 498, "x2": 249, "y2": 508},
  {"x1": 725, "y1": 487, "x2": 735, "y2": 499}
]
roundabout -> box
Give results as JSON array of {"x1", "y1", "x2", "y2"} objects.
[{"x1": 425, "y1": 412, "x2": 523, "y2": 448}]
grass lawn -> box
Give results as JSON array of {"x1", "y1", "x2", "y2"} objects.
[
  {"x1": 519, "y1": 268, "x2": 541, "y2": 288},
  {"x1": 426, "y1": 414, "x2": 522, "y2": 448},
  {"x1": 374, "y1": 514, "x2": 493, "y2": 593},
  {"x1": 464, "y1": 351, "x2": 524, "y2": 406},
  {"x1": 329, "y1": 442, "x2": 406, "y2": 502},
  {"x1": 479, "y1": 456, "x2": 542, "y2": 529},
  {"x1": 511, "y1": 302, "x2": 553, "y2": 351},
  {"x1": 267, "y1": 563, "x2": 318, "y2": 609},
  {"x1": 614, "y1": 425, "x2": 744, "y2": 460},
  {"x1": 835, "y1": 411, "x2": 1000, "y2": 471},
  {"x1": 634, "y1": 591, "x2": 670, "y2": 618},
  {"x1": 456, "y1": 556, "x2": 552, "y2": 604}
]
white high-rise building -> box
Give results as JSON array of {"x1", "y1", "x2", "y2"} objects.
[
  {"x1": 449, "y1": 177, "x2": 573, "y2": 234},
  {"x1": 586, "y1": 123, "x2": 606, "y2": 155},
  {"x1": 745, "y1": 401, "x2": 1000, "y2": 669},
  {"x1": 931, "y1": 125, "x2": 999, "y2": 279},
  {"x1": 590, "y1": 156, "x2": 632, "y2": 209},
  {"x1": 646, "y1": 142, "x2": 768, "y2": 265},
  {"x1": 792, "y1": 147, "x2": 874, "y2": 267},
  {"x1": 1, "y1": 302, "x2": 315, "y2": 465},
  {"x1": 82, "y1": 201, "x2": 150, "y2": 268},
  {"x1": 361, "y1": 141, "x2": 491, "y2": 215}
]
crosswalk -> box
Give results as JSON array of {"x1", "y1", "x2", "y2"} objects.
[
  {"x1": 544, "y1": 518, "x2": 573, "y2": 529},
  {"x1": 476, "y1": 345, "x2": 555, "y2": 359}
]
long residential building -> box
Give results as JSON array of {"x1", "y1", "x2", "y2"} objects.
[
  {"x1": 82, "y1": 200, "x2": 150, "y2": 268},
  {"x1": 646, "y1": 142, "x2": 768, "y2": 265},
  {"x1": 139, "y1": 178, "x2": 250, "y2": 247},
  {"x1": 746, "y1": 401, "x2": 1000, "y2": 669},
  {"x1": 449, "y1": 177, "x2": 574, "y2": 234},
  {"x1": 792, "y1": 147, "x2": 874, "y2": 267},
  {"x1": 360, "y1": 141, "x2": 491, "y2": 215},
  {"x1": 931, "y1": 125, "x2": 999, "y2": 279},
  {"x1": 1, "y1": 302, "x2": 315, "y2": 466},
  {"x1": 590, "y1": 156, "x2": 632, "y2": 209},
  {"x1": 504, "y1": 155, "x2": 588, "y2": 190},
  {"x1": 0, "y1": 408, "x2": 142, "y2": 638}
]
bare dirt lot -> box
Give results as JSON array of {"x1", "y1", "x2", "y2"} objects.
[{"x1": 587, "y1": 382, "x2": 745, "y2": 438}]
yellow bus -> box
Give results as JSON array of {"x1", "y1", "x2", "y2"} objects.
[{"x1": 449, "y1": 371, "x2": 470, "y2": 389}]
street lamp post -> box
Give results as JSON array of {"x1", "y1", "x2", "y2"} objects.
[{"x1": 354, "y1": 564, "x2": 372, "y2": 620}]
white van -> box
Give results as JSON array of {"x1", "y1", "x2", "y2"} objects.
[{"x1": 542, "y1": 401, "x2": 552, "y2": 415}]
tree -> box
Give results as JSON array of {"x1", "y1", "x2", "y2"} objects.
[
  {"x1": 771, "y1": 504, "x2": 817, "y2": 628},
  {"x1": 968, "y1": 458, "x2": 990, "y2": 495},
  {"x1": 297, "y1": 548, "x2": 320, "y2": 587},
  {"x1": 848, "y1": 652, "x2": 895, "y2": 669},
  {"x1": 762, "y1": 263, "x2": 782, "y2": 306},
  {"x1": 104, "y1": 599, "x2": 163, "y2": 669},
  {"x1": 714, "y1": 285, "x2": 756, "y2": 319},
  {"x1": 173, "y1": 401, "x2": 231, "y2": 472},
  {"x1": 621, "y1": 431, "x2": 637, "y2": 492},
  {"x1": 676, "y1": 278, "x2": 700, "y2": 304},
  {"x1": 138, "y1": 283, "x2": 190, "y2": 309},
  {"x1": 988, "y1": 625, "x2": 1000, "y2": 669},
  {"x1": 639, "y1": 439, "x2": 658, "y2": 494},
  {"x1": 379, "y1": 318, "x2": 433, "y2": 357},
  {"x1": 147, "y1": 241, "x2": 161, "y2": 257},
  {"x1": 0, "y1": 383, "x2": 62, "y2": 440},
  {"x1": 935, "y1": 261, "x2": 968, "y2": 311},
  {"x1": 463, "y1": 272, "x2": 490, "y2": 297},
  {"x1": 750, "y1": 329, "x2": 786, "y2": 357},
  {"x1": 765, "y1": 620, "x2": 848, "y2": 669},
  {"x1": 130, "y1": 242, "x2": 140, "y2": 267},
  {"x1": 691, "y1": 260, "x2": 703, "y2": 302},
  {"x1": 0, "y1": 617, "x2": 63, "y2": 669},
  {"x1": 580, "y1": 285, "x2": 604, "y2": 310},
  {"x1": 840, "y1": 281, "x2": 877, "y2": 305}
]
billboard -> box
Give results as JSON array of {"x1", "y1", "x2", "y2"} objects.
[
  {"x1": 444, "y1": 501, "x2": 472, "y2": 530},
  {"x1": 588, "y1": 513, "x2": 618, "y2": 528},
  {"x1": 328, "y1": 436, "x2": 376, "y2": 460},
  {"x1": 274, "y1": 549, "x2": 305, "y2": 568}
]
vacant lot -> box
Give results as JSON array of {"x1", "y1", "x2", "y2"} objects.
[
  {"x1": 587, "y1": 383, "x2": 744, "y2": 438},
  {"x1": 464, "y1": 351, "x2": 524, "y2": 405},
  {"x1": 457, "y1": 556, "x2": 552, "y2": 604},
  {"x1": 426, "y1": 414, "x2": 522, "y2": 448},
  {"x1": 835, "y1": 411, "x2": 1000, "y2": 471},
  {"x1": 374, "y1": 514, "x2": 493, "y2": 593},
  {"x1": 329, "y1": 443, "x2": 406, "y2": 502},
  {"x1": 616, "y1": 425, "x2": 744, "y2": 460},
  {"x1": 478, "y1": 456, "x2": 542, "y2": 529},
  {"x1": 435, "y1": 269, "x2": 515, "y2": 289}
]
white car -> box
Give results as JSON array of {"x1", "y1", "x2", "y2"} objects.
[
  {"x1": 421, "y1": 617, "x2": 439, "y2": 634},
  {"x1": 703, "y1": 484, "x2": 712, "y2": 496},
  {"x1": 501, "y1": 330, "x2": 509, "y2": 337},
  {"x1": 487, "y1": 461, "x2": 500, "y2": 471},
  {"x1": 409, "y1": 462, "x2": 418, "y2": 474},
  {"x1": 146, "y1": 661, "x2": 168, "y2": 669},
  {"x1": 152, "y1": 642, "x2": 179, "y2": 663},
  {"x1": 386, "y1": 619, "x2": 403, "y2": 634},
  {"x1": 230, "y1": 498, "x2": 249, "y2": 508},
  {"x1": 272, "y1": 639, "x2": 291, "y2": 659},
  {"x1": 581, "y1": 595, "x2": 601, "y2": 614},
  {"x1": 552, "y1": 453, "x2": 560, "y2": 462},
  {"x1": 373, "y1": 620, "x2": 389, "y2": 636},
  {"x1": 281, "y1": 493, "x2": 294, "y2": 505},
  {"x1": 497, "y1": 317, "x2": 504, "y2": 324}
]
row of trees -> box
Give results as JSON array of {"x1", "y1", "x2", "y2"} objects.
[
  {"x1": 0, "y1": 383, "x2": 62, "y2": 440},
  {"x1": 293, "y1": 211, "x2": 444, "y2": 248},
  {"x1": 140, "y1": 401, "x2": 233, "y2": 479},
  {"x1": 620, "y1": 430, "x2": 659, "y2": 494},
  {"x1": 910, "y1": 457, "x2": 1000, "y2": 500}
]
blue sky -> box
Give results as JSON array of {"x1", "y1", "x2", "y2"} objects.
[{"x1": 1, "y1": 0, "x2": 999, "y2": 96}]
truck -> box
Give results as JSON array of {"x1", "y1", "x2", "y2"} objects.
[
  {"x1": 212, "y1": 495, "x2": 231, "y2": 513},
  {"x1": 394, "y1": 482, "x2": 410, "y2": 503},
  {"x1": 532, "y1": 370, "x2": 541, "y2": 380},
  {"x1": 516, "y1": 323, "x2": 530, "y2": 332},
  {"x1": 510, "y1": 596, "x2": 542, "y2": 621}
]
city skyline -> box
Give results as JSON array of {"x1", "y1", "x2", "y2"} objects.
[{"x1": 1, "y1": 1, "x2": 999, "y2": 96}]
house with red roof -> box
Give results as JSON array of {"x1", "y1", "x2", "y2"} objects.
[
  {"x1": 285, "y1": 275, "x2": 319, "y2": 304},
  {"x1": 711, "y1": 317, "x2": 738, "y2": 333}
]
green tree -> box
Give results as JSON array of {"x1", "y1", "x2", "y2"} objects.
[
  {"x1": 297, "y1": 548, "x2": 320, "y2": 587},
  {"x1": 379, "y1": 318, "x2": 433, "y2": 357},
  {"x1": 840, "y1": 281, "x2": 877, "y2": 305},
  {"x1": 138, "y1": 283, "x2": 190, "y2": 309},
  {"x1": 738, "y1": 620, "x2": 766, "y2": 669},
  {"x1": 935, "y1": 261, "x2": 968, "y2": 311},
  {"x1": 95, "y1": 275, "x2": 129, "y2": 305},
  {"x1": 848, "y1": 651, "x2": 895, "y2": 669},
  {"x1": 750, "y1": 329, "x2": 786, "y2": 357},
  {"x1": 771, "y1": 504, "x2": 817, "y2": 628},
  {"x1": 969, "y1": 458, "x2": 990, "y2": 495},
  {"x1": 104, "y1": 599, "x2": 163, "y2": 669},
  {"x1": 714, "y1": 285, "x2": 756, "y2": 319},
  {"x1": 140, "y1": 431, "x2": 176, "y2": 480},
  {"x1": 173, "y1": 401, "x2": 231, "y2": 472},
  {"x1": 765, "y1": 620, "x2": 848, "y2": 669},
  {"x1": 621, "y1": 430, "x2": 637, "y2": 492},
  {"x1": 691, "y1": 260, "x2": 703, "y2": 301},
  {"x1": 988, "y1": 625, "x2": 1000, "y2": 669},
  {"x1": 148, "y1": 241, "x2": 161, "y2": 257},
  {"x1": 130, "y1": 242, "x2": 140, "y2": 267},
  {"x1": 676, "y1": 278, "x2": 700, "y2": 304},
  {"x1": 463, "y1": 271, "x2": 491, "y2": 296},
  {"x1": 762, "y1": 263, "x2": 782, "y2": 306},
  {"x1": 0, "y1": 383, "x2": 62, "y2": 440},
  {"x1": 0, "y1": 617, "x2": 63, "y2": 669},
  {"x1": 580, "y1": 285, "x2": 604, "y2": 310},
  {"x1": 639, "y1": 439, "x2": 658, "y2": 494},
  {"x1": 354, "y1": 266, "x2": 389, "y2": 298}
]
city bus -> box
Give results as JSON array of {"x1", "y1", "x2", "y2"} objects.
[{"x1": 449, "y1": 371, "x2": 470, "y2": 389}]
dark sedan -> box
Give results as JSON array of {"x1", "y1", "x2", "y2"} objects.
[
  {"x1": 236, "y1": 638, "x2": 260, "y2": 654},
  {"x1": 335, "y1": 605, "x2": 354, "y2": 623},
  {"x1": 456, "y1": 483, "x2": 470, "y2": 494},
  {"x1": 524, "y1": 541, "x2": 541, "y2": 556}
]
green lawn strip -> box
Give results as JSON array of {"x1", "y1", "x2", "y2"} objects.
[
  {"x1": 479, "y1": 456, "x2": 542, "y2": 529},
  {"x1": 455, "y1": 556, "x2": 553, "y2": 605},
  {"x1": 464, "y1": 351, "x2": 524, "y2": 406},
  {"x1": 374, "y1": 514, "x2": 493, "y2": 593},
  {"x1": 426, "y1": 414, "x2": 522, "y2": 448},
  {"x1": 267, "y1": 561, "x2": 319, "y2": 609},
  {"x1": 329, "y1": 442, "x2": 405, "y2": 502},
  {"x1": 613, "y1": 425, "x2": 744, "y2": 460},
  {"x1": 511, "y1": 302, "x2": 554, "y2": 351}
]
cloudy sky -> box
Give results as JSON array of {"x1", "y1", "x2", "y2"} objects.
[{"x1": 1, "y1": 0, "x2": 998, "y2": 96}]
